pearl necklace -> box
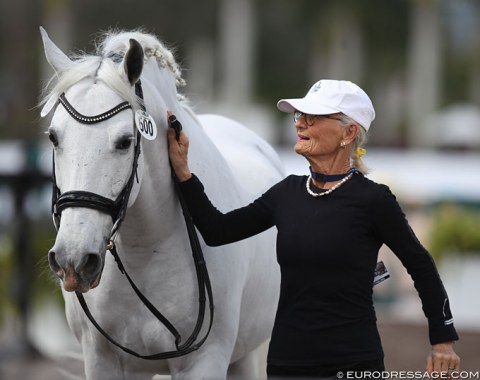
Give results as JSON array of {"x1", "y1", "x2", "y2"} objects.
[{"x1": 306, "y1": 172, "x2": 354, "y2": 197}]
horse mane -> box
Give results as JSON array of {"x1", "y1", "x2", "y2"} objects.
[
  {"x1": 40, "y1": 29, "x2": 186, "y2": 109},
  {"x1": 98, "y1": 29, "x2": 185, "y2": 89}
]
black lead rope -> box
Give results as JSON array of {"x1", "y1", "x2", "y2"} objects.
[{"x1": 60, "y1": 81, "x2": 214, "y2": 360}]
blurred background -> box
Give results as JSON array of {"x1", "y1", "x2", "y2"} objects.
[{"x1": 1, "y1": 0, "x2": 479, "y2": 378}]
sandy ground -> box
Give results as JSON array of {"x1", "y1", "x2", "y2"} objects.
[
  {"x1": 1, "y1": 320, "x2": 478, "y2": 379},
  {"x1": 378, "y1": 321, "x2": 479, "y2": 372}
]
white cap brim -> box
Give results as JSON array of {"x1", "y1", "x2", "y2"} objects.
[{"x1": 277, "y1": 98, "x2": 340, "y2": 115}]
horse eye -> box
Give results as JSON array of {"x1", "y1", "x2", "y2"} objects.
[
  {"x1": 115, "y1": 136, "x2": 133, "y2": 150},
  {"x1": 48, "y1": 131, "x2": 58, "y2": 147}
]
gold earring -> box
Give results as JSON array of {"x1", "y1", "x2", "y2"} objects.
[{"x1": 340, "y1": 141, "x2": 347, "y2": 148}]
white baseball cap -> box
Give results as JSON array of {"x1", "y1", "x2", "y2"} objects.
[{"x1": 277, "y1": 79, "x2": 375, "y2": 131}]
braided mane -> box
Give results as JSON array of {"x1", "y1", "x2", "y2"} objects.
[{"x1": 98, "y1": 30, "x2": 185, "y2": 88}]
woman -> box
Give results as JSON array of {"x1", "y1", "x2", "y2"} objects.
[{"x1": 167, "y1": 79, "x2": 460, "y2": 378}]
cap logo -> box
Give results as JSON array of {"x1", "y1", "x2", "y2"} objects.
[{"x1": 310, "y1": 81, "x2": 322, "y2": 93}]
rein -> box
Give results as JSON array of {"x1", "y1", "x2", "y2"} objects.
[{"x1": 51, "y1": 82, "x2": 214, "y2": 360}]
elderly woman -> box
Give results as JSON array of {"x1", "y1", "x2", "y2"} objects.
[{"x1": 167, "y1": 80, "x2": 460, "y2": 378}]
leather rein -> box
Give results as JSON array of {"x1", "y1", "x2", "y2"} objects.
[{"x1": 51, "y1": 81, "x2": 214, "y2": 360}]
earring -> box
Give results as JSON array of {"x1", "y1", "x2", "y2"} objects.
[{"x1": 340, "y1": 141, "x2": 347, "y2": 148}]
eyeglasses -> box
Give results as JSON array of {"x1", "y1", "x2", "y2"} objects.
[{"x1": 293, "y1": 111, "x2": 342, "y2": 126}]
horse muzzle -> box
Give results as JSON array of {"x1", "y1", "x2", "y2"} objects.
[{"x1": 48, "y1": 250, "x2": 104, "y2": 293}]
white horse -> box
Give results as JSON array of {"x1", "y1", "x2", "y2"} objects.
[{"x1": 40, "y1": 27, "x2": 283, "y2": 380}]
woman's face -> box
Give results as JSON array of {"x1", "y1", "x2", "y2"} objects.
[{"x1": 293, "y1": 113, "x2": 345, "y2": 159}]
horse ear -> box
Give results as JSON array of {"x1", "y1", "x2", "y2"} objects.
[
  {"x1": 40, "y1": 26, "x2": 74, "y2": 74},
  {"x1": 124, "y1": 39, "x2": 144, "y2": 85}
]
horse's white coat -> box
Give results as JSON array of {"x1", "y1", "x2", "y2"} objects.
[{"x1": 41, "y1": 28, "x2": 283, "y2": 379}]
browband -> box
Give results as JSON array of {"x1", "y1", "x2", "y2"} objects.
[{"x1": 59, "y1": 93, "x2": 131, "y2": 124}]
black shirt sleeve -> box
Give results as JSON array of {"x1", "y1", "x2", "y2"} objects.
[
  {"x1": 372, "y1": 184, "x2": 459, "y2": 345},
  {"x1": 178, "y1": 174, "x2": 275, "y2": 246}
]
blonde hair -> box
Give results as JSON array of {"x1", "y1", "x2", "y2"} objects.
[{"x1": 337, "y1": 114, "x2": 369, "y2": 175}]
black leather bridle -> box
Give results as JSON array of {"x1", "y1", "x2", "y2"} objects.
[{"x1": 51, "y1": 81, "x2": 214, "y2": 360}]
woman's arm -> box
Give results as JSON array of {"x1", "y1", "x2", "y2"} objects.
[
  {"x1": 167, "y1": 116, "x2": 275, "y2": 246},
  {"x1": 372, "y1": 185, "x2": 460, "y2": 373}
]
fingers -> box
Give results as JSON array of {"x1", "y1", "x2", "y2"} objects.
[
  {"x1": 426, "y1": 354, "x2": 433, "y2": 373},
  {"x1": 167, "y1": 125, "x2": 189, "y2": 150},
  {"x1": 166, "y1": 112, "x2": 188, "y2": 146},
  {"x1": 166, "y1": 112, "x2": 192, "y2": 182},
  {"x1": 427, "y1": 343, "x2": 461, "y2": 378},
  {"x1": 166, "y1": 126, "x2": 180, "y2": 145}
]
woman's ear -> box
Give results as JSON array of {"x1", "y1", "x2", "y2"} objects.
[{"x1": 343, "y1": 123, "x2": 359, "y2": 144}]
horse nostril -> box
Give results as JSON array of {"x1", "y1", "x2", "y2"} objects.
[
  {"x1": 48, "y1": 250, "x2": 62, "y2": 277},
  {"x1": 79, "y1": 253, "x2": 102, "y2": 276}
]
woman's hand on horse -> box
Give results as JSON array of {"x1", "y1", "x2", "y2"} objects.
[{"x1": 167, "y1": 112, "x2": 192, "y2": 182}]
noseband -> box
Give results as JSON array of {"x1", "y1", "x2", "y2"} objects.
[{"x1": 51, "y1": 81, "x2": 214, "y2": 360}]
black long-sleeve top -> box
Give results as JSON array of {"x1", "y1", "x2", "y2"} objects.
[{"x1": 179, "y1": 172, "x2": 458, "y2": 366}]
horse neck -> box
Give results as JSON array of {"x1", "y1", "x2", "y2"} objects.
[
  {"x1": 117, "y1": 66, "x2": 230, "y2": 254},
  {"x1": 119, "y1": 137, "x2": 180, "y2": 253},
  {"x1": 117, "y1": 110, "x2": 202, "y2": 246}
]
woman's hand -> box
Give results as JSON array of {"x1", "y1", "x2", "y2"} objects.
[
  {"x1": 427, "y1": 342, "x2": 460, "y2": 377},
  {"x1": 166, "y1": 112, "x2": 192, "y2": 182}
]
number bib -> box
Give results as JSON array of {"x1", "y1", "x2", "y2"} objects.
[{"x1": 135, "y1": 110, "x2": 157, "y2": 140}]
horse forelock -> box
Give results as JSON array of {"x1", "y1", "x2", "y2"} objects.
[
  {"x1": 40, "y1": 55, "x2": 140, "y2": 111},
  {"x1": 40, "y1": 30, "x2": 186, "y2": 111}
]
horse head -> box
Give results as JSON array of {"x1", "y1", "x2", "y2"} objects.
[{"x1": 41, "y1": 28, "x2": 149, "y2": 293}]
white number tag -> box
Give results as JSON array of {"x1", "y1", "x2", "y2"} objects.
[{"x1": 135, "y1": 110, "x2": 157, "y2": 140}]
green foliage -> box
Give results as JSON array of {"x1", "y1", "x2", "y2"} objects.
[
  {"x1": 429, "y1": 204, "x2": 480, "y2": 260},
  {"x1": 0, "y1": 221, "x2": 62, "y2": 325},
  {"x1": 0, "y1": 234, "x2": 15, "y2": 323},
  {"x1": 31, "y1": 224, "x2": 64, "y2": 307}
]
